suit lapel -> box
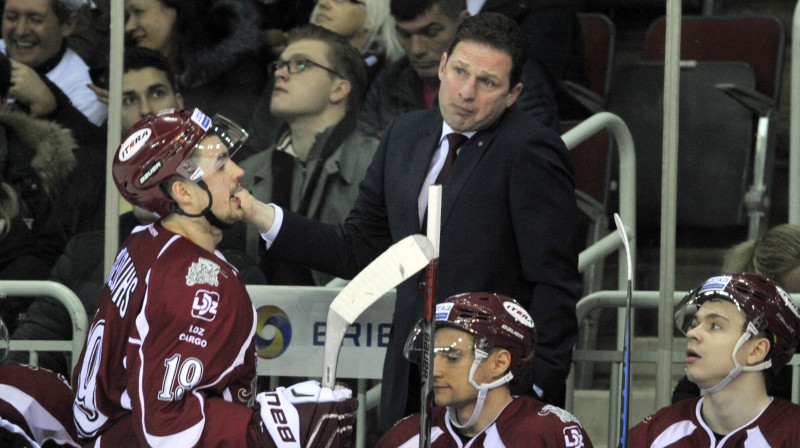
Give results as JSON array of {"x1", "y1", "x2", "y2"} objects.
[
  {"x1": 406, "y1": 115, "x2": 442, "y2": 233},
  {"x1": 440, "y1": 128, "x2": 498, "y2": 228}
]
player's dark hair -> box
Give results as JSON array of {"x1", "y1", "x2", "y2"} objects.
[
  {"x1": 445, "y1": 12, "x2": 528, "y2": 89},
  {"x1": 390, "y1": 0, "x2": 465, "y2": 23},
  {"x1": 125, "y1": 47, "x2": 180, "y2": 93},
  {"x1": 284, "y1": 24, "x2": 368, "y2": 113},
  {"x1": 0, "y1": 53, "x2": 10, "y2": 97}
]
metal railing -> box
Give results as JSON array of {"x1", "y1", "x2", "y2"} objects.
[
  {"x1": 790, "y1": 1, "x2": 800, "y2": 224},
  {"x1": 1, "y1": 280, "x2": 88, "y2": 371}
]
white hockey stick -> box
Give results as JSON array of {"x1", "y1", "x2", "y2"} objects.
[
  {"x1": 614, "y1": 213, "x2": 633, "y2": 448},
  {"x1": 321, "y1": 234, "x2": 435, "y2": 387},
  {"x1": 420, "y1": 185, "x2": 442, "y2": 448}
]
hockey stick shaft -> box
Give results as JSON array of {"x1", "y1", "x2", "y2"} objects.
[
  {"x1": 420, "y1": 185, "x2": 442, "y2": 448},
  {"x1": 614, "y1": 213, "x2": 633, "y2": 448},
  {"x1": 322, "y1": 234, "x2": 435, "y2": 388}
]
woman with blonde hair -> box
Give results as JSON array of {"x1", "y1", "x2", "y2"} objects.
[
  {"x1": 722, "y1": 223, "x2": 800, "y2": 293},
  {"x1": 310, "y1": 0, "x2": 404, "y2": 83}
]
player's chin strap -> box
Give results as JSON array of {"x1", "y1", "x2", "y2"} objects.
[
  {"x1": 702, "y1": 323, "x2": 772, "y2": 394},
  {"x1": 172, "y1": 180, "x2": 233, "y2": 231},
  {"x1": 448, "y1": 349, "x2": 513, "y2": 430}
]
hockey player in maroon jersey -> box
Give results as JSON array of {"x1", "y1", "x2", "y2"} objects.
[
  {"x1": 377, "y1": 292, "x2": 592, "y2": 447},
  {"x1": 0, "y1": 363, "x2": 80, "y2": 448},
  {"x1": 67, "y1": 108, "x2": 357, "y2": 447},
  {"x1": 629, "y1": 273, "x2": 800, "y2": 447}
]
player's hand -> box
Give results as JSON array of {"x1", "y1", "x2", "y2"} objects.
[
  {"x1": 254, "y1": 380, "x2": 357, "y2": 448},
  {"x1": 87, "y1": 83, "x2": 109, "y2": 105},
  {"x1": 8, "y1": 60, "x2": 56, "y2": 116}
]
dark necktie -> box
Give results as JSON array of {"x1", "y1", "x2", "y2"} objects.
[{"x1": 434, "y1": 133, "x2": 468, "y2": 185}]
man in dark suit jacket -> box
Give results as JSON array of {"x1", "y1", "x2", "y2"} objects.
[{"x1": 239, "y1": 12, "x2": 582, "y2": 432}]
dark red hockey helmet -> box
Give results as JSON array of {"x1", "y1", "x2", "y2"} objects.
[
  {"x1": 112, "y1": 108, "x2": 247, "y2": 217},
  {"x1": 675, "y1": 273, "x2": 800, "y2": 375},
  {"x1": 435, "y1": 292, "x2": 537, "y2": 381}
]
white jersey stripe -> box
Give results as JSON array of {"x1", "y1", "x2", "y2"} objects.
[
  {"x1": 650, "y1": 420, "x2": 696, "y2": 448},
  {"x1": 0, "y1": 385, "x2": 81, "y2": 447}
]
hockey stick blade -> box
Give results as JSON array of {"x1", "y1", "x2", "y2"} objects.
[
  {"x1": 614, "y1": 213, "x2": 633, "y2": 448},
  {"x1": 322, "y1": 234, "x2": 435, "y2": 387}
]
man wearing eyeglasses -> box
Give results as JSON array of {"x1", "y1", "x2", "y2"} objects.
[{"x1": 232, "y1": 24, "x2": 378, "y2": 286}]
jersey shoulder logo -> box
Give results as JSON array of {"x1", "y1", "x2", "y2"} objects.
[
  {"x1": 192, "y1": 290, "x2": 220, "y2": 322},
  {"x1": 563, "y1": 425, "x2": 585, "y2": 447},
  {"x1": 539, "y1": 405, "x2": 580, "y2": 424},
  {"x1": 186, "y1": 257, "x2": 220, "y2": 286}
]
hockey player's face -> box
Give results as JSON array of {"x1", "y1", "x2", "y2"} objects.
[
  {"x1": 432, "y1": 328, "x2": 493, "y2": 411},
  {"x1": 684, "y1": 299, "x2": 751, "y2": 388},
  {"x1": 124, "y1": 0, "x2": 177, "y2": 59},
  {"x1": 2, "y1": 0, "x2": 75, "y2": 68},
  {"x1": 192, "y1": 135, "x2": 246, "y2": 224}
]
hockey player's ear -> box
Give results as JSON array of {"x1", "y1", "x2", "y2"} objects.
[
  {"x1": 489, "y1": 349, "x2": 512, "y2": 379},
  {"x1": 745, "y1": 335, "x2": 771, "y2": 366},
  {"x1": 165, "y1": 178, "x2": 195, "y2": 209}
]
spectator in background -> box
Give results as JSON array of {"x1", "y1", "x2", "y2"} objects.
[
  {"x1": 357, "y1": 0, "x2": 467, "y2": 139},
  {"x1": 230, "y1": 24, "x2": 377, "y2": 286},
  {"x1": 88, "y1": 0, "x2": 268, "y2": 127},
  {"x1": 672, "y1": 223, "x2": 800, "y2": 403},
  {"x1": 310, "y1": 0, "x2": 404, "y2": 83},
  {"x1": 241, "y1": 0, "x2": 403, "y2": 162},
  {"x1": 0, "y1": 51, "x2": 100, "y2": 272},
  {"x1": 630, "y1": 274, "x2": 800, "y2": 446},
  {"x1": 1, "y1": 0, "x2": 108, "y2": 126},
  {"x1": 119, "y1": 46, "x2": 183, "y2": 130},
  {"x1": 721, "y1": 224, "x2": 800, "y2": 293}
]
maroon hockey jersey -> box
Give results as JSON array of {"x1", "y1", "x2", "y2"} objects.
[
  {"x1": 0, "y1": 364, "x2": 79, "y2": 447},
  {"x1": 71, "y1": 223, "x2": 259, "y2": 447},
  {"x1": 376, "y1": 395, "x2": 593, "y2": 447},
  {"x1": 629, "y1": 396, "x2": 800, "y2": 447}
]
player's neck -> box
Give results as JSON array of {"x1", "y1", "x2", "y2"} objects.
[
  {"x1": 455, "y1": 387, "x2": 513, "y2": 438},
  {"x1": 162, "y1": 214, "x2": 222, "y2": 254},
  {"x1": 700, "y1": 374, "x2": 771, "y2": 435}
]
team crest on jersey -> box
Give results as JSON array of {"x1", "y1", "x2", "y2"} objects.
[
  {"x1": 539, "y1": 405, "x2": 580, "y2": 424},
  {"x1": 192, "y1": 290, "x2": 219, "y2": 321},
  {"x1": 186, "y1": 257, "x2": 220, "y2": 286},
  {"x1": 563, "y1": 426, "x2": 585, "y2": 447}
]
